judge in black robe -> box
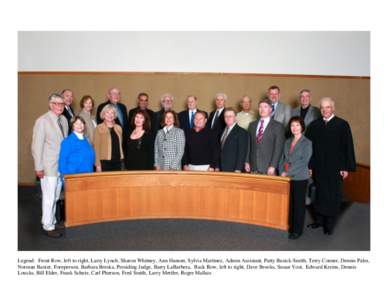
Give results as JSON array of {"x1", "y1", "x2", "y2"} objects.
[{"x1": 305, "y1": 99, "x2": 356, "y2": 235}]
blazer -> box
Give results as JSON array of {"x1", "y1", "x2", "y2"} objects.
[
  {"x1": 152, "y1": 109, "x2": 166, "y2": 135},
  {"x1": 291, "y1": 105, "x2": 320, "y2": 128},
  {"x1": 93, "y1": 123, "x2": 124, "y2": 167},
  {"x1": 96, "y1": 100, "x2": 129, "y2": 132},
  {"x1": 246, "y1": 118, "x2": 285, "y2": 174},
  {"x1": 220, "y1": 124, "x2": 248, "y2": 172},
  {"x1": 31, "y1": 111, "x2": 69, "y2": 176},
  {"x1": 78, "y1": 110, "x2": 97, "y2": 143},
  {"x1": 178, "y1": 109, "x2": 208, "y2": 136},
  {"x1": 154, "y1": 126, "x2": 185, "y2": 170},
  {"x1": 278, "y1": 135, "x2": 312, "y2": 180},
  {"x1": 62, "y1": 106, "x2": 75, "y2": 134},
  {"x1": 273, "y1": 101, "x2": 292, "y2": 127},
  {"x1": 207, "y1": 108, "x2": 226, "y2": 138}
]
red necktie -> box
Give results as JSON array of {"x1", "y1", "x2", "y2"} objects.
[{"x1": 256, "y1": 119, "x2": 264, "y2": 143}]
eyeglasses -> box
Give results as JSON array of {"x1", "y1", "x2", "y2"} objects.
[{"x1": 51, "y1": 102, "x2": 65, "y2": 106}]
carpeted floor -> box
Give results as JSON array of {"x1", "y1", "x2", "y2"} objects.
[{"x1": 18, "y1": 186, "x2": 370, "y2": 251}]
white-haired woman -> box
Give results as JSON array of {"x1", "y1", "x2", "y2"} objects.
[{"x1": 93, "y1": 104, "x2": 124, "y2": 172}]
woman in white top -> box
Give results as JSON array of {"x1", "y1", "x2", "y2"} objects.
[{"x1": 78, "y1": 95, "x2": 97, "y2": 143}]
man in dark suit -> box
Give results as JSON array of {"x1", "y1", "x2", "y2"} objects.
[
  {"x1": 96, "y1": 87, "x2": 129, "y2": 133},
  {"x1": 219, "y1": 108, "x2": 248, "y2": 172},
  {"x1": 207, "y1": 92, "x2": 227, "y2": 138},
  {"x1": 61, "y1": 89, "x2": 75, "y2": 134},
  {"x1": 305, "y1": 97, "x2": 356, "y2": 235},
  {"x1": 152, "y1": 93, "x2": 174, "y2": 135},
  {"x1": 245, "y1": 98, "x2": 285, "y2": 175},
  {"x1": 178, "y1": 95, "x2": 208, "y2": 137},
  {"x1": 292, "y1": 89, "x2": 320, "y2": 128},
  {"x1": 128, "y1": 92, "x2": 154, "y2": 130}
]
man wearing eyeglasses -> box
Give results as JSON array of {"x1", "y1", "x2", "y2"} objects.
[{"x1": 31, "y1": 93, "x2": 68, "y2": 238}]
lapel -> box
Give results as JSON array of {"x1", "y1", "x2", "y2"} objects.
[{"x1": 304, "y1": 106, "x2": 312, "y2": 124}]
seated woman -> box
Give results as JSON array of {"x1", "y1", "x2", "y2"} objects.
[
  {"x1": 78, "y1": 95, "x2": 97, "y2": 143},
  {"x1": 154, "y1": 110, "x2": 185, "y2": 170},
  {"x1": 94, "y1": 104, "x2": 124, "y2": 172},
  {"x1": 182, "y1": 111, "x2": 219, "y2": 171},
  {"x1": 58, "y1": 116, "x2": 95, "y2": 176},
  {"x1": 124, "y1": 110, "x2": 154, "y2": 170},
  {"x1": 279, "y1": 116, "x2": 312, "y2": 240}
]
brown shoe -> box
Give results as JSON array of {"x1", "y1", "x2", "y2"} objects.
[
  {"x1": 45, "y1": 230, "x2": 63, "y2": 238},
  {"x1": 55, "y1": 223, "x2": 65, "y2": 230}
]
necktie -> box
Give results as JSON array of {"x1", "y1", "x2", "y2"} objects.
[
  {"x1": 190, "y1": 111, "x2": 195, "y2": 129},
  {"x1": 256, "y1": 119, "x2": 264, "y2": 144},
  {"x1": 115, "y1": 104, "x2": 124, "y2": 126},
  {"x1": 271, "y1": 104, "x2": 275, "y2": 117},
  {"x1": 220, "y1": 127, "x2": 229, "y2": 149},
  {"x1": 211, "y1": 110, "x2": 220, "y2": 129},
  {"x1": 67, "y1": 106, "x2": 74, "y2": 118},
  {"x1": 57, "y1": 117, "x2": 65, "y2": 137}
]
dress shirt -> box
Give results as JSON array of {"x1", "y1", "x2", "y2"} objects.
[{"x1": 256, "y1": 116, "x2": 271, "y2": 136}]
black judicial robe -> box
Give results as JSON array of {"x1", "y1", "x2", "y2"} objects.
[{"x1": 305, "y1": 116, "x2": 356, "y2": 216}]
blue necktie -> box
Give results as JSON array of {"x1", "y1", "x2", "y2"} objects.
[{"x1": 190, "y1": 111, "x2": 194, "y2": 129}]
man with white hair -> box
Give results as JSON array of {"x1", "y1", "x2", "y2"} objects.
[
  {"x1": 31, "y1": 93, "x2": 69, "y2": 238},
  {"x1": 305, "y1": 97, "x2": 356, "y2": 235},
  {"x1": 152, "y1": 93, "x2": 174, "y2": 135},
  {"x1": 207, "y1": 92, "x2": 227, "y2": 138}
]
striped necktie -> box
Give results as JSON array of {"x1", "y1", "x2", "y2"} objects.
[
  {"x1": 211, "y1": 110, "x2": 219, "y2": 129},
  {"x1": 256, "y1": 119, "x2": 264, "y2": 144},
  {"x1": 220, "y1": 127, "x2": 229, "y2": 149},
  {"x1": 190, "y1": 111, "x2": 195, "y2": 129},
  {"x1": 57, "y1": 117, "x2": 65, "y2": 137}
]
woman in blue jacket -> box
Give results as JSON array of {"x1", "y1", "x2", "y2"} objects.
[
  {"x1": 279, "y1": 116, "x2": 312, "y2": 240},
  {"x1": 59, "y1": 116, "x2": 95, "y2": 176}
]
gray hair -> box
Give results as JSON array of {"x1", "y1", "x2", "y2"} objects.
[
  {"x1": 100, "y1": 104, "x2": 118, "y2": 120},
  {"x1": 160, "y1": 93, "x2": 174, "y2": 104},
  {"x1": 48, "y1": 93, "x2": 63, "y2": 102},
  {"x1": 320, "y1": 97, "x2": 335, "y2": 109},
  {"x1": 240, "y1": 95, "x2": 251, "y2": 103},
  {"x1": 215, "y1": 92, "x2": 228, "y2": 101}
]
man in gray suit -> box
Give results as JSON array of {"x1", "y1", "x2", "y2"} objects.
[
  {"x1": 245, "y1": 98, "x2": 285, "y2": 175},
  {"x1": 268, "y1": 85, "x2": 292, "y2": 127},
  {"x1": 292, "y1": 89, "x2": 320, "y2": 128},
  {"x1": 32, "y1": 93, "x2": 68, "y2": 238}
]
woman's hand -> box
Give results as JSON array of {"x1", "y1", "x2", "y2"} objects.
[
  {"x1": 244, "y1": 163, "x2": 251, "y2": 173},
  {"x1": 155, "y1": 166, "x2": 161, "y2": 171},
  {"x1": 35, "y1": 170, "x2": 44, "y2": 178},
  {"x1": 183, "y1": 165, "x2": 189, "y2": 171},
  {"x1": 281, "y1": 172, "x2": 287, "y2": 177},
  {"x1": 96, "y1": 166, "x2": 102, "y2": 172}
]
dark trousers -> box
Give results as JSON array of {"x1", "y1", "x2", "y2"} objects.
[
  {"x1": 315, "y1": 213, "x2": 337, "y2": 232},
  {"x1": 100, "y1": 160, "x2": 122, "y2": 172},
  {"x1": 289, "y1": 179, "x2": 308, "y2": 235}
]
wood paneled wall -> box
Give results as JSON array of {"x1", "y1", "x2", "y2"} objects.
[
  {"x1": 18, "y1": 72, "x2": 370, "y2": 184},
  {"x1": 64, "y1": 171, "x2": 291, "y2": 230}
]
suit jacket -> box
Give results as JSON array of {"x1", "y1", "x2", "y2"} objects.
[
  {"x1": 220, "y1": 124, "x2": 248, "y2": 172},
  {"x1": 31, "y1": 111, "x2": 69, "y2": 176},
  {"x1": 247, "y1": 118, "x2": 285, "y2": 174},
  {"x1": 207, "y1": 108, "x2": 226, "y2": 138},
  {"x1": 273, "y1": 101, "x2": 292, "y2": 127},
  {"x1": 96, "y1": 100, "x2": 129, "y2": 132},
  {"x1": 291, "y1": 105, "x2": 320, "y2": 128},
  {"x1": 152, "y1": 109, "x2": 166, "y2": 135},
  {"x1": 178, "y1": 109, "x2": 208, "y2": 136},
  {"x1": 154, "y1": 126, "x2": 185, "y2": 170},
  {"x1": 278, "y1": 135, "x2": 312, "y2": 180},
  {"x1": 62, "y1": 105, "x2": 75, "y2": 134}
]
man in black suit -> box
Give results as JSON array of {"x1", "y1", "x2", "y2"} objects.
[
  {"x1": 219, "y1": 108, "x2": 248, "y2": 172},
  {"x1": 207, "y1": 92, "x2": 227, "y2": 138},
  {"x1": 152, "y1": 93, "x2": 174, "y2": 135},
  {"x1": 61, "y1": 89, "x2": 75, "y2": 134},
  {"x1": 178, "y1": 95, "x2": 208, "y2": 137},
  {"x1": 128, "y1": 92, "x2": 154, "y2": 130},
  {"x1": 96, "y1": 87, "x2": 129, "y2": 133}
]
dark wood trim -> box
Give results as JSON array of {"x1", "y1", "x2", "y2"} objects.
[{"x1": 18, "y1": 71, "x2": 370, "y2": 80}]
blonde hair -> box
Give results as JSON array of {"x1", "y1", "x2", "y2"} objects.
[{"x1": 100, "y1": 104, "x2": 118, "y2": 120}]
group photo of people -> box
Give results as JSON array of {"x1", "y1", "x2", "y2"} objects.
[{"x1": 31, "y1": 84, "x2": 356, "y2": 240}]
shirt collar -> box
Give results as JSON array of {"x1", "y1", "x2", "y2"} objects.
[
  {"x1": 323, "y1": 114, "x2": 335, "y2": 122},
  {"x1": 73, "y1": 131, "x2": 84, "y2": 140},
  {"x1": 163, "y1": 125, "x2": 174, "y2": 133}
]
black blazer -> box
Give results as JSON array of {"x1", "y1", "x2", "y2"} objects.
[
  {"x1": 152, "y1": 109, "x2": 166, "y2": 135},
  {"x1": 96, "y1": 100, "x2": 129, "y2": 132},
  {"x1": 220, "y1": 124, "x2": 248, "y2": 172},
  {"x1": 178, "y1": 109, "x2": 208, "y2": 137},
  {"x1": 62, "y1": 106, "x2": 75, "y2": 135},
  {"x1": 207, "y1": 109, "x2": 226, "y2": 138}
]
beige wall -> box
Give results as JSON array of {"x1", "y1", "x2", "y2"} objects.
[{"x1": 18, "y1": 72, "x2": 370, "y2": 184}]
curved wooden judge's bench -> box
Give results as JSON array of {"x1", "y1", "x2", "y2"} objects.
[{"x1": 64, "y1": 171, "x2": 291, "y2": 231}]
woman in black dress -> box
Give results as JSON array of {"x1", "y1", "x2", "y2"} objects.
[{"x1": 124, "y1": 110, "x2": 154, "y2": 170}]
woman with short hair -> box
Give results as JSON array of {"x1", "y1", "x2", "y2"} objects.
[
  {"x1": 154, "y1": 110, "x2": 185, "y2": 170},
  {"x1": 93, "y1": 104, "x2": 124, "y2": 172}
]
